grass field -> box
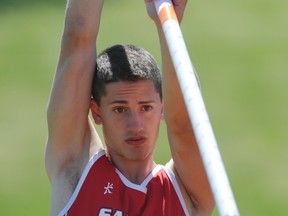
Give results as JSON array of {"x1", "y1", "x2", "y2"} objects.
[{"x1": 0, "y1": 1, "x2": 288, "y2": 215}]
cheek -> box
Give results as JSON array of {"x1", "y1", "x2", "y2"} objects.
[
  {"x1": 102, "y1": 125, "x2": 117, "y2": 147},
  {"x1": 146, "y1": 116, "x2": 161, "y2": 134},
  {"x1": 102, "y1": 118, "x2": 124, "y2": 140}
]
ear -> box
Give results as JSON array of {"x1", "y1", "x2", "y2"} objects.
[
  {"x1": 160, "y1": 100, "x2": 164, "y2": 121},
  {"x1": 90, "y1": 100, "x2": 102, "y2": 125}
]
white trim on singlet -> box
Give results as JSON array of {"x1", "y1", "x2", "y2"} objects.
[
  {"x1": 58, "y1": 149, "x2": 106, "y2": 216},
  {"x1": 58, "y1": 151, "x2": 189, "y2": 216},
  {"x1": 164, "y1": 164, "x2": 190, "y2": 216},
  {"x1": 115, "y1": 165, "x2": 164, "y2": 193}
]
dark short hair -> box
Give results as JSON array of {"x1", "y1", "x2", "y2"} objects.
[{"x1": 91, "y1": 44, "x2": 162, "y2": 105}]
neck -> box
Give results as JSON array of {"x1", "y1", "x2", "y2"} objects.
[{"x1": 107, "y1": 151, "x2": 157, "y2": 184}]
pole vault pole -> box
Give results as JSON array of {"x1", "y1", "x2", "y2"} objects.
[{"x1": 153, "y1": 0, "x2": 239, "y2": 215}]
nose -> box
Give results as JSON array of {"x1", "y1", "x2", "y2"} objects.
[{"x1": 127, "y1": 110, "x2": 144, "y2": 134}]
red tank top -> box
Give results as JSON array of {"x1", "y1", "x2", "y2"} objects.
[{"x1": 59, "y1": 150, "x2": 189, "y2": 216}]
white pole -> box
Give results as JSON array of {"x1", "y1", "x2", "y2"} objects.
[{"x1": 153, "y1": 0, "x2": 240, "y2": 215}]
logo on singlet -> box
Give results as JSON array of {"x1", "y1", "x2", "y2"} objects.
[
  {"x1": 98, "y1": 208, "x2": 124, "y2": 216},
  {"x1": 104, "y1": 182, "x2": 114, "y2": 194}
]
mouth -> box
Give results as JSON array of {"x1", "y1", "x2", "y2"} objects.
[{"x1": 125, "y1": 136, "x2": 147, "y2": 146}]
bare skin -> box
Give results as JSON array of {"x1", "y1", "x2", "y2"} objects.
[
  {"x1": 91, "y1": 80, "x2": 163, "y2": 183},
  {"x1": 45, "y1": 0, "x2": 214, "y2": 215}
]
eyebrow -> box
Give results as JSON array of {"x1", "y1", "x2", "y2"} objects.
[
  {"x1": 109, "y1": 100, "x2": 157, "y2": 105},
  {"x1": 109, "y1": 100, "x2": 128, "y2": 105}
]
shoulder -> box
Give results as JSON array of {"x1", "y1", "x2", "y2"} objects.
[
  {"x1": 59, "y1": 149, "x2": 107, "y2": 191},
  {"x1": 45, "y1": 118, "x2": 102, "y2": 183},
  {"x1": 49, "y1": 149, "x2": 106, "y2": 216},
  {"x1": 164, "y1": 160, "x2": 197, "y2": 215},
  {"x1": 167, "y1": 160, "x2": 215, "y2": 216}
]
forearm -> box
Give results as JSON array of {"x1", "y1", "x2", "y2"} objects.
[
  {"x1": 63, "y1": 0, "x2": 104, "y2": 41},
  {"x1": 56, "y1": 0, "x2": 104, "y2": 67},
  {"x1": 49, "y1": 0, "x2": 104, "y2": 108}
]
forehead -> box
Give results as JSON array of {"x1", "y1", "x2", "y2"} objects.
[{"x1": 102, "y1": 80, "x2": 160, "y2": 104}]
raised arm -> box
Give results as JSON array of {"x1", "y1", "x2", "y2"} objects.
[
  {"x1": 145, "y1": 0, "x2": 214, "y2": 214},
  {"x1": 46, "y1": 0, "x2": 104, "y2": 183}
]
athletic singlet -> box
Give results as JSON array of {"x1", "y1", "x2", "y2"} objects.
[{"x1": 59, "y1": 150, "x2": 189, "y2": 216}]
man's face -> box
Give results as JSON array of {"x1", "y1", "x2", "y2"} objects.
[{"x1": 92, "y1": 80, "x2": 163, "y2": 163}]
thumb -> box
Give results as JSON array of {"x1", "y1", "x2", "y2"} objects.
[{"x1": 145, "y1": 1, "x2": 158, "y2": 21}]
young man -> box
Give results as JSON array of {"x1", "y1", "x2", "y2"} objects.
[{"x1": 45, "y1": 0, "x2": 214, "y2": 215}]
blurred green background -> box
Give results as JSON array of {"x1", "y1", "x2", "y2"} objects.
[{"x1": 0, "y1": 0, "x2": 287, "y2": 215}]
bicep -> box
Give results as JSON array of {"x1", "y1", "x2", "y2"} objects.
[
  {"x1": 48, "y1": 51, "x2": 94, "y2": 134},
  {"x1": 46, "y1": 44, "x2": 99, "y2": 177}
]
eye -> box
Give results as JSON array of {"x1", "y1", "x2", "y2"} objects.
[
  {"x1": 113, "y1": 107, "x2": 127, "y2": 113},
  {"x1": 141, "y1": 105, "x2": 152, "y2": 112}
]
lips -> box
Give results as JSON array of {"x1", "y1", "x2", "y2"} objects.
[{"x1": 125, "y1": 136, "x2": 147, "y2": 146}]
